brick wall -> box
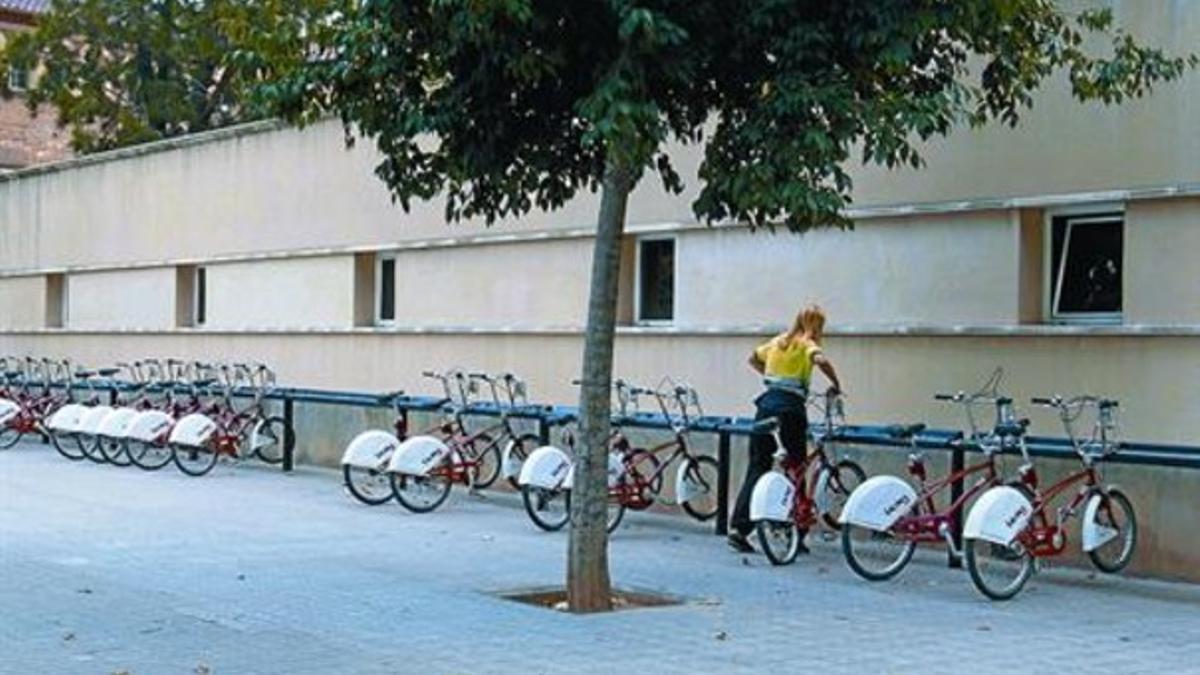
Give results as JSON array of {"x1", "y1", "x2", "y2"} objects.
[{"x1": 0, "y1": 95, "x2": 71, "y2": 169}]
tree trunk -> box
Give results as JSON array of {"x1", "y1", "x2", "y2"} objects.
[{"x1": 566, "y1": 159, "x2": 636, "y2": 613}]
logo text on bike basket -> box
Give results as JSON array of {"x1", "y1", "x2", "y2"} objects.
[
  {"x1": 1005, "y1": 505, "x2": 1030, "y2": 528},
  {"x1": 884, "y1": 494, "x2": 912, "y2": 516}
]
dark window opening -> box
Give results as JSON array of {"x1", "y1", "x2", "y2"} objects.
[
  {"x1": 1050, "y1": 214, "x2": 1122, "y2": 319},
  {"x1": 195, "y1": 267, "x2": 207, "y2": 326},
  {"x1": 638, "y1": 238, "x2": 674, "y2": 322},
  {"x1": 378, "y1": 256, "x2": 396, "y2": 323}
]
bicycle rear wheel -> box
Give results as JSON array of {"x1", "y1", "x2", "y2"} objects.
[
  {"x1": 391, "y1": 470, "x2": 453, "y2": 513},
  {"x1": 964, "y1": 537, "x2": 1034, "y2": 601},
  {"x1": 127, "y1": 439, "x2": 173, "y2": 471},
  {"x1": 756, "y1": 520, "x2": 801, "y2": 566},
  {"x1": 343, "y1": 464, "x2": 394, "y2": 506},
  {"x1": 841, "y1": 522, "x2": 917, "y2": 581},
  {"x1": 98, "y1": 435, "x2": 132, "y2": 466},
  {"x1": 51, "y1": 432, "x2": 86, "y2": 461},
  {"x1": 1087, "y1": 488, "x2": 1137, "y2": 573},
  {"x1": 172, "y1": 442, "x2": 220, "y2": 477},
  {"x1": 0, "y1": 426, "x2": 22, "y2": 449},
  {"x1": 679, "y1": 455, "x2": 720, "y2": 521},
  {"x1": 79, "y1": 435, "x2": 109, "y2": 464},
  {"x1": 522, "y1": 485, "x2": 570, "y2": 532}
]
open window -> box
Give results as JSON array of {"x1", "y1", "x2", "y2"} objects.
[
  {"x1": 176, "y1": 265, "x2": 206, "y2": 327},
  {"x1": 1048, "y1": 212, "x2": 1123, "y2": 324},
  {"x1": 44, "y1": 273, "x2": 66, "y2": 328},
  {"x1": 635, "y1": 236, "x2": 675, "y2": 324}
]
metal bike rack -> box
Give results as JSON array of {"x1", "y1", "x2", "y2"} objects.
[{"x1": 24, "y1": 377, "x2": 1200, "y2": 567}]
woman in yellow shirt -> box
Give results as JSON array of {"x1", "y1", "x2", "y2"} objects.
[{"x1": 728, "y1": 304, "x2": 843, "y2": 554}]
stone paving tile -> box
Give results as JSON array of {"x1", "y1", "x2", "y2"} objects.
[{"x1": 3, "y1": 441, "x2": 1200, "y2": 674}]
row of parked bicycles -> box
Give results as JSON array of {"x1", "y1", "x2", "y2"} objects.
[
  {"x1": 339, "y1": 367, "x2": 1135, "y2": 601},
  {"x1": 339, "y1": 369, "x2": 723, "y2": 528},
  {"x1": 3, "y1": 354, "x2": 1136, "y2": 601},
  {"x1": 0, "y1": 356, "x2": 290, "y2": 476}
]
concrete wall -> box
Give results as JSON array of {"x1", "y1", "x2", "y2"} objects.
[
  {"x1": 0, "y1": 275, "x2": 43, "y2": 328},
  {"x1": 1125, "y1": 198, "x2": 1200, "y2": 324},
  {"x1": 204, "y1": 256, "x2": 354, "y2": 330},
  {"x1": 66, "y1": 267, "x2": 176, "y2": 330},
  {"x1": 676, "y1": 211, "x2": 1018, "y2": 326}
]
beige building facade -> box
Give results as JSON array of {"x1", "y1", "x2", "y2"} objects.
[{"x1": 1, "y1": 1, "x2": 1198, "y2": 579}]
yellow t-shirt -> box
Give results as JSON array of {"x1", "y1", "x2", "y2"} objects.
[{"x1": 755, "y1": 335, "x2": 822, "y2": 385}]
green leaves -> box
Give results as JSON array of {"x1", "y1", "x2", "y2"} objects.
[
  {"x1": 0, "y1": 0, "x2": 345, "y2": 154},
  {"x1": 262, "y1": 0, "x2": 1191, "y2": 232}
]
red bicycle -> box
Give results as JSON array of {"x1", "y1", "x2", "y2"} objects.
[
  {"x1": 750, "y1": 389, "x2": 867, "y2": 565},
  {"x1": 0, "y1": 357, "x2": 72, "y2": 450},
  {"x1": 840, "y1": 370, "x2": 1027, "y2": 580},
  {"x1": 963, "y1": 395, "x2": 1136, "y2": 600}
]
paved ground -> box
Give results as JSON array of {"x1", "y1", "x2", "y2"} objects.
[{"x1": 2, "y1": 441, "x2": 1199, "y2": 675}]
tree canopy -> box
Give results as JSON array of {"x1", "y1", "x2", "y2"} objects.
[
  {"x1": 273, "y1": 1, "x2": 1193, "y2": 231},
  {"x1": 0, "y1": 0, "x2": 342, "y2": 153}
]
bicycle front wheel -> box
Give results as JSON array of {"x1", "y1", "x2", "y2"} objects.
[
  {"x1": 390, "y1": 470, "x2": 453, "y2": 513},
  {"x1": 462, "y1": 433, "x2": 500, "y2": 490},
  {"x1": 756, "y1": 520, "x2": 801, "y2": 566},
  {"x1": 841, "y1": 522, "x2": 916, "y2": 581},
  {"x1": 522, "y1": 485, "x2": 570, "y2": 532},
  {"x1": 172, "y1": 442, "x2": 220, "y2": 477},
  {"x1": 679, "y1": 455, "x2": 720, "y2": 521},
  {"x1": 1087, "y1": 488, "x2": 1137, "y2": 574},
  {"x1": 964, "y1": 537, "x2": 1033, "y2": 601},
  {"x1": 820, "y1": 460, "x2": 867, "y2": 530}
]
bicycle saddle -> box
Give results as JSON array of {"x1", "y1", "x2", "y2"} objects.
[
  {"x1": 378, "y1": 389, "x2": 406, "y2": 402},
  {"x1": 74, "y1": 370, "x2": 96, "y2": 378},
  {"x1": 97, "y1": 368, "x2": 120, "y2": 377},
  {"x1": 994, "y1": 418, "x2": 1030, "y2": 437},
  {"x1": 885, "y1": 423, "x2": 927, "y2": 439}
]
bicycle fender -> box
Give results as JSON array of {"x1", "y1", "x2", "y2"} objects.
[
  {"x1": 838, "y1": 475, "x2": 917, "y2": 529},
  {"x1": 96, "y1": 407, "x2": 139, "y2": 439},
  {"x1": 0, "y1": 398, "x2": 17, "y2": 425},
  {"x1": 76, "y1": 405, "x2": 115, "y2": 436},
  {"x1": 341, "y1": 429, "x2": 400, "y2": 470},
  {"x1": 963, "y1": 486, "x2": 1032, "y2": 545},
  {"x1": 674, "y1": 461, "x2": 703, "y2": 505},
  {"x1": 126, "y1": 410, "x2": 174, "y2": 443},
  {"x1": 167, "y1": 413, "x2": 218, "y2": 447},
  {"x1": 517, "y1": 445, "x2": 573, "y2": 490},
  {"x1": 1081, "y1": 491, "x2": 1121, "y2": 552},
  {"x1": 386, "y1": 435, "x2": 451, "y2": 476},
  {"x1": 749, "y1": 471, "x2": 794, "y2": 523},
  {"x1": 501, "y1": 438, "x2": 524, "y2": 481},
  {"x1": 46, "y1": 403, "x2": 88, "y2": 433}
]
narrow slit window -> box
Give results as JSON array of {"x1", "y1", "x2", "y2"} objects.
[
  {"x1": 1050, "y1": 213, "x2": 1123, "y2": 322},
  {"x1": 377, "y1": 254, "x2": 396, "y2": 324},
  {"x1": 637, "y1": 237, "x2": 675, "y2": 323},
  {"x1": 195, "y1": 266, "x2": 207, "y2": 326}
]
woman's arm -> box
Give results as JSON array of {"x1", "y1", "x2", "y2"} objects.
[
  {"x1": 812, "y1": 352, "x2": 842, "y2": 393},
  {"x1": 748, "y1": 350, "x2": 765, "y2": 375}
]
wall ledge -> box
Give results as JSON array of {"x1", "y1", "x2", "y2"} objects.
[{"x1": 2, "y1": 323, "x2": 1199, "y2": 338}]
